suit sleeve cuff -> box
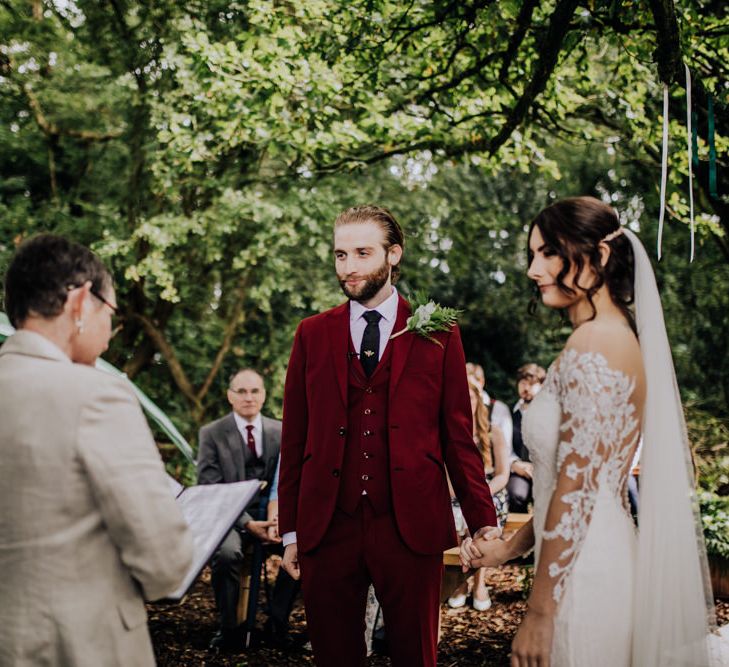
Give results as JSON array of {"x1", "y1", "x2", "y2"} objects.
[{"x1": 282, "y1": 531, "x2": 297, "y2": 547}]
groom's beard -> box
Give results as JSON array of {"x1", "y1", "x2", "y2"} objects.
[{"x1": 338, "y1": 258, "x2": 391, "y2": 303}]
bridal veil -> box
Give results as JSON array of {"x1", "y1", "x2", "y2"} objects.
[{"x1": 625, "y1": 228, "x2": 716, "y2": 666}]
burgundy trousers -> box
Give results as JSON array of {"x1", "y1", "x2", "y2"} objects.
[{"x1": 299, "y1": 499, "x2": 443, "y2": 667}]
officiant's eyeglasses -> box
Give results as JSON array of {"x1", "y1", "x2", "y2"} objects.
[
  {"x1": 90, "y1": 288, "x2": 118, "y2": 314},
  {"x1": 67, "y1": 283, "x2": 123, "y2": 337},
  {"x1": 66, "y1": 283, "x2": 118, "y2": 313}
]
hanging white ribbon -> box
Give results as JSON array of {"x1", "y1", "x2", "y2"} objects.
[
  {"x1": 685, "y1": 64, "x2": 695, "y2": 262},
  {"x1": 657, "y1": 84, "x2": 669, "y2": 261}
]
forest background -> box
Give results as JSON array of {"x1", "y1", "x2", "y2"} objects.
[{"x1": 0, "y1": 1, "x2": 727, "y2": 494}]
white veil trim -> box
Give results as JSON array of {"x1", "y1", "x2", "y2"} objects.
[{"x1": 626, "y1": 228, "x2": 717, "y2": 666}]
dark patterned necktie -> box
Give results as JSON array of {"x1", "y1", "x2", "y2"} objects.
[
  {"x1": 245, "y1": 424, "x2": 258, "y2": 459},
  {"x1": 360, "y1": 310, "x2": 382, "y2": 377}
]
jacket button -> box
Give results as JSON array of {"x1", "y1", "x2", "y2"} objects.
[
  {"x1": 332, "y1": 469, "x2": 340, "y2": 477},
  {"x1": 361, "y1": 474, "x2": 369, "y2": 481},
  {"x1": 364, "y1": 408, "x2": 372, "y2": 415},
  {"x1": 338, "y1": 427, "x2": 346, "y2": 436},
  {"x1": 365, "y1": 387, "x2": 373, "y2": 394}
]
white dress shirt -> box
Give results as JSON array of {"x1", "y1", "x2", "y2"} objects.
[
  {"x1": 484, "y1": 390, "x2": 514, "y2": 458},
  {"x1": 233, "y1": 411, "x2": 263, "y2": 458},
  {"x1": 349, "y1": 286, "x2": 399, "y2": 360},
  {"x1": 282, "y1": 287, "x2": 400, "y2": 548}
]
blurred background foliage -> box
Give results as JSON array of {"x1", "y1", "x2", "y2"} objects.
[{"x1": 0, "y1": 0, "x2": 727, "y2": 497}]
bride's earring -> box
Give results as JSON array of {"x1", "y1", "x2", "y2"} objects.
[{"x1": 76, "y1": 319, "x2": 85, "y2": 334}]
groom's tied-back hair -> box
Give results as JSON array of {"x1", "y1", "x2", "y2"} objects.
[
  {"x1": 4, "y1": 234, "x2": 112, "y2": 328},
  {"x1": 527, "y1": 196, "x2": 636, "y2": 333},
  {"x1": 334, "y1": 205, "x2": 404, "y2": 283}
]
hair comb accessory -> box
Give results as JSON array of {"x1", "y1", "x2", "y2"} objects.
[{"x1": 601, "y1": 228, "x2": 624, "y2": 243}]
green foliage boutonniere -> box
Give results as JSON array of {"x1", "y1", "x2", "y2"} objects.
[{"x1": 390, "y1": 292, "x2": 461, "y2": 347}]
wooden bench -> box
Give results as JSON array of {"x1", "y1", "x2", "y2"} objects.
[{"x1": 440, "y1": 512, "x2": 532, "y2": 602}]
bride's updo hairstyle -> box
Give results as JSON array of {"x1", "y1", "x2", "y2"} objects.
[{"x1": 527, "y1": 196, "x2": 636, "y2": 332}]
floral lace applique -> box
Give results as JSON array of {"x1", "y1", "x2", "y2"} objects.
[{"x1": 543, "y1": 348, "x2": 640, "y2": 603}]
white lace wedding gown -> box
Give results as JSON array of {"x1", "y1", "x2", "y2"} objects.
[{"x1": 523, "y1": 348, "x2": 640, "y2": 667}]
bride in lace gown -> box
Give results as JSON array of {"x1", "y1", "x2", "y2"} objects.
[{"x1": 462, "y1": 197, "x2": 717, "y2": 667}]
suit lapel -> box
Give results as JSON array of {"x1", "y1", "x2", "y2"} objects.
[
  {"x1": 223, "y1": 414, "x2": 247, "y2": 481},
  {"x1": 388, "y1": 295, "x2": 414, "y2": 399},
  {"x1": 325, "y1": 302, "x2": 350, "y2": 408}
]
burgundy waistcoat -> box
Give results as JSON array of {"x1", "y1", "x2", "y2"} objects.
[{"x1": 337, "y1": 340, "x2": 393, "y2": 516}]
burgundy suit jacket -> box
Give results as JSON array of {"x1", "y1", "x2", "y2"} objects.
[{"x1": 279, "y1": 295, "x2": 497, "y2": 554}]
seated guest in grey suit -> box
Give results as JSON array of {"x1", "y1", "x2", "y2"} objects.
[
  {"x1": 197, "y1": 368, "x2": 281, "y2": 650},
  {"x1": 0, "y1": 235, "x2": 194, "y2": 667}
]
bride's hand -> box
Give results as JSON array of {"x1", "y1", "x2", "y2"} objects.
[{"x1": 510, "y1": 608, "x2": 554, "y2": 667}]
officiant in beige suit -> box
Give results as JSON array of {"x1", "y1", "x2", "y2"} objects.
[{"x1": 0, "y1": 235, "x2": 193, "y2": 667}]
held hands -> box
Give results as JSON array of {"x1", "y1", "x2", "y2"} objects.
[
  {"x1": 282, "y1": 543, "x2": 300, "y2": 580},
  {"x1": 459, "y1": 525, "x2": 504, "y2": 572},
  {"x1": 266, "y1": 516, "x2": 282, "y2": 544},
  {"x1": 244, "y1": 519, "x2": 278, "y2": 543}
]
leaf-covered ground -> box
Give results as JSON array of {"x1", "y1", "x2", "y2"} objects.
[{"x1": 149, "y1": 560, "x2": 729, "y2": 667}]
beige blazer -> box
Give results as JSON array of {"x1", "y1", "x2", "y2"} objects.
[{"x1": 0, "y1": 331, "x2": 193, "y2": 667}]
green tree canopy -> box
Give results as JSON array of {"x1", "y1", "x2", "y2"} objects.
[{"x1": 0, "y1": 0, "x2": 726, "y2": 440}]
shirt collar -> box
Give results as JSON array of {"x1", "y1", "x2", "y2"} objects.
[
  {"x1": 349, "y1": 287, "x2": 398, "y2": 324},
  {"x1": 233, "y1": 411, "x2": 263, "y2": 432}
]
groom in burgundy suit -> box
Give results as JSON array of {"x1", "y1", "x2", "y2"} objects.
[{"x1": 278, "y1": 205, "x2": 497, "y2": 666}]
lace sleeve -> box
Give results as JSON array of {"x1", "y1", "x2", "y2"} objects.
[{"x1": 540, "y1": 348, "x2": 640, "y2": 605}]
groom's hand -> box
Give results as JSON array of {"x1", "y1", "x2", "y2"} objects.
[
  {"x1": 460, "y1": 525, "x2": 501, "y2": 571},
  {"x1": 282, "y1": 543, "x2": 301, "y2": 580}
]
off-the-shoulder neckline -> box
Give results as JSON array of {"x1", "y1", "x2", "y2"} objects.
[{"x1": 548, "y1": 347, "x2": 638, "y2": 385}]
